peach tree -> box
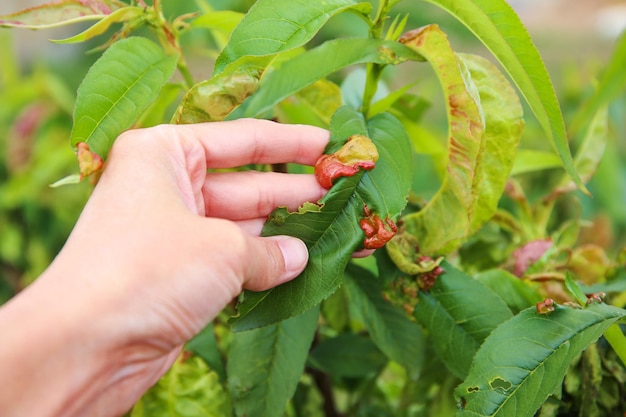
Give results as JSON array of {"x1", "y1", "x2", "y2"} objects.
[{"x1": 2, "y1": 0, "x2": 625, "y2": 416}]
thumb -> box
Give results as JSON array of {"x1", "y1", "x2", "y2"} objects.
[{"x1": 243, "y1": 235, "x2": 309, "y2": 291}]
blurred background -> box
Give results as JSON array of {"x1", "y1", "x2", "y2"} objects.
[{"x1": 1, "y1": 0, "x2": 625, "y2": 304}]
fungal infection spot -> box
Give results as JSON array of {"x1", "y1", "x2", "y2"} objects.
[
  {"x1": 314, "y1": 134, "x2": 378, "y2": 189},
  {"x1": 76, "y1": 142, "x2": 103, "y2": 179},
  {"x1": 359, "y1": 205, "x2": 398, "y2": 249}
]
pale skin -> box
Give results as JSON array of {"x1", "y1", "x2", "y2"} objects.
[{"x1": 0, "y1": 119, "x2": 332, "y2": 417}]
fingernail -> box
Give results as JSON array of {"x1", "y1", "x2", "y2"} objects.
[{"x1": 275, "y1": 236, "x2": 309, "y2": 283}]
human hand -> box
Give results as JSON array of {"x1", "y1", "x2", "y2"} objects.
[{"x1": 0, "y1": 119, "x2": 329, "y2": 417}]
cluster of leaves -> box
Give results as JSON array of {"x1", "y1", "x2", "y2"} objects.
[{"x1": 2, "y1": 0, "x2": 626, "y2": 416}]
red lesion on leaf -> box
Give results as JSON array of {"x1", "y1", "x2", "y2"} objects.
[
  {"x1": 586, "y1": 292, "x2": 606, "y2": 305},
  {"x1": 314, "y1": 134, "x2": 378, "y2": 189},
  {"x1": 359, "y1": 205, "x2": 398, "y2": 249},
  {"x1": 76, "y1": 142, "x2": 104, "y2": 179},
  {"x1": 512, "y1": 239, "x2": 553, "y2": 277},
  {"x1": 416, "y1": 256, "x2": 445, "y2": 291},
  {"x1": 536, "y1": 298, "x2": 556, "y2": 315}
]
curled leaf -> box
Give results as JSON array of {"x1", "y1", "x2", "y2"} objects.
[
  {"x1": 76, "y1": 142, "x2": 103, "y2": 179},
  {"x1": 314, "y1": 134, "x2": 378, "y2": 189},
  {"x1": 174, "y1": 65, "x2": 261, "y2": 124},
  {"x1": 399, "y1": 25, "x2": 524, "y2": 255},
  {"x1": 359, "y1": 205, "x2": 397, "y2": 249}
]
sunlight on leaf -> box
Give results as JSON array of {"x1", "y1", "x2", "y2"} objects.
[{"x1": 131, "y1": 354, "x2": 232, "y2": 417}]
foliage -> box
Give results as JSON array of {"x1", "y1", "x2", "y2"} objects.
[{"x1": 2, "y1": 1, "x2": 626, "y2": 416}]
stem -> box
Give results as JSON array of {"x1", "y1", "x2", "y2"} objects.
[
  {"x1": 177, "y1": 58, "x2": 195, "y2": 89},
  {"x1": 308, "y1": 367, "x2": 343, "y2": 417},
  {"x1": 361, "y1": 63, "x2": 383, "y2": 117},
  {"x1": 361, "y1": 0, "x2": 391, "y2": 116}
]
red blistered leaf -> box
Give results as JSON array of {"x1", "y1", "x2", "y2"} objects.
[
  {"x1": 536, "y1": 298, "x2": 556, "y2": 315},
  {"x1": 314, "y1": 134, "x2": 378, "y2": 189},
  {"x1": 76, "y1": 142, "x2": 103, "y2": 179},
  {"x1": 359, "y1": 205, "x2": 398, "y2": 249}
]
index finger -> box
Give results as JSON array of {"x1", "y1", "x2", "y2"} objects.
[{"x1": 173, "y1": 119, "x2": 330, "y2": 168}]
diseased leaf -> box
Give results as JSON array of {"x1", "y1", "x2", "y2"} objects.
[
  {"x1": 422, "y1": 0, "x2": 585, "y2": 191},
  {"x1": 288, "y1": 79, "x2": 343, "y2": 126},
  {"x1": 52, "y1": 6, "x2": 145, "y2": 44},
  {"x1": 0, "y1": 0, "x2": 125, "y2": 29},
  {"x1": 413, "y1": 261, "x2": 513, "y2": 379},
  {"x1": 131, "y1": 354, "x2": 232, "y2": 417},
  {"x1": 230, "y1": 106, "x2": 412, "y2": 331},
  {"x1": 174, "y1": 63, "x2": 262, "y2": 124},
  {"x1": 71, "y1": 36, "x2": 177, "y2": 163},
  {"x1": 344, "y1": 264, "x2": 425, "y2": 377},
  {"x1": 400, "y1": 25, "x2": 524, "y2": 255},
  {"x1": 241, "y1": 38, "x2": 423, "y2": 118},
  {"x1": 456, "y1": 303, "x2": 626, "y2": 417},
  {"x1": 213, "y1": 0, "x2": 372, "y2": 74},
  {"x1": 227, "y1": 308, "x2": 318, "y2": 417}
]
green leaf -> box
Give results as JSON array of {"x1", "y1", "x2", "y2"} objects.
[
  {"x1": 564, "y1": 273, "x2": 589, "y2": 306},
  {"x1": 475, "y1": 269, "x2": 542, "y2": 314},
  {"x1": 241, "y1": 38, "x2": 423, "y2": 118},
  {"x1": 51, "y1": 6, "x2": 145, "y2": 44},
  {"x1": 400, "y1": 25, "x2": 524, "y2": 254},
  {"x1": 345, "y1": 264, "x2": 425, "y2": 377},
  {"x1": 227, "y1": 308, "x2": 318, "y2": 417},
  {"x1": 552, "y1": 106, "x2": 609, "y2": 197},
  {"x1": 191, "y1": 10, "x2": 244, "y2": 33},
  {"x1": 70, "y1": 36, "x2": 177, "y2": 160},
  {"x1": 0, "y1": 0, "x2": 125, "y2": 29},
  {"x1": 603, "y1": 324, "x2": 626, "y2": 367},
  {"x1": 230, "y1": 106, "x2": 413, "y2": 331},
  {"x1": 413, "y1": 261, "x2": 513, "y2": 379},
  {"x1": 131, "y1": 355, "x2": 232, "y2": 417},
  {"x1": 308, "y1": 333, "x2": 388, "y2": 378},
  {"x1": 213, "y1": 0, "x2": 372, "y2": 74},
  {"x1": 511, "y1": 149, "x2": 562, "y2": 176},
  {"x1": 570, "y1": 30, "x2": 626, "y2": 134},
  {"x1": 186, "y1": 322, "x2": 225, "y2": 382},
  {"x1": 456, "y1": 303, "x2": 626, "y2": 417},
  {"x1": 421, "y1": 0, "x2": 585, "y2": 192}
]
